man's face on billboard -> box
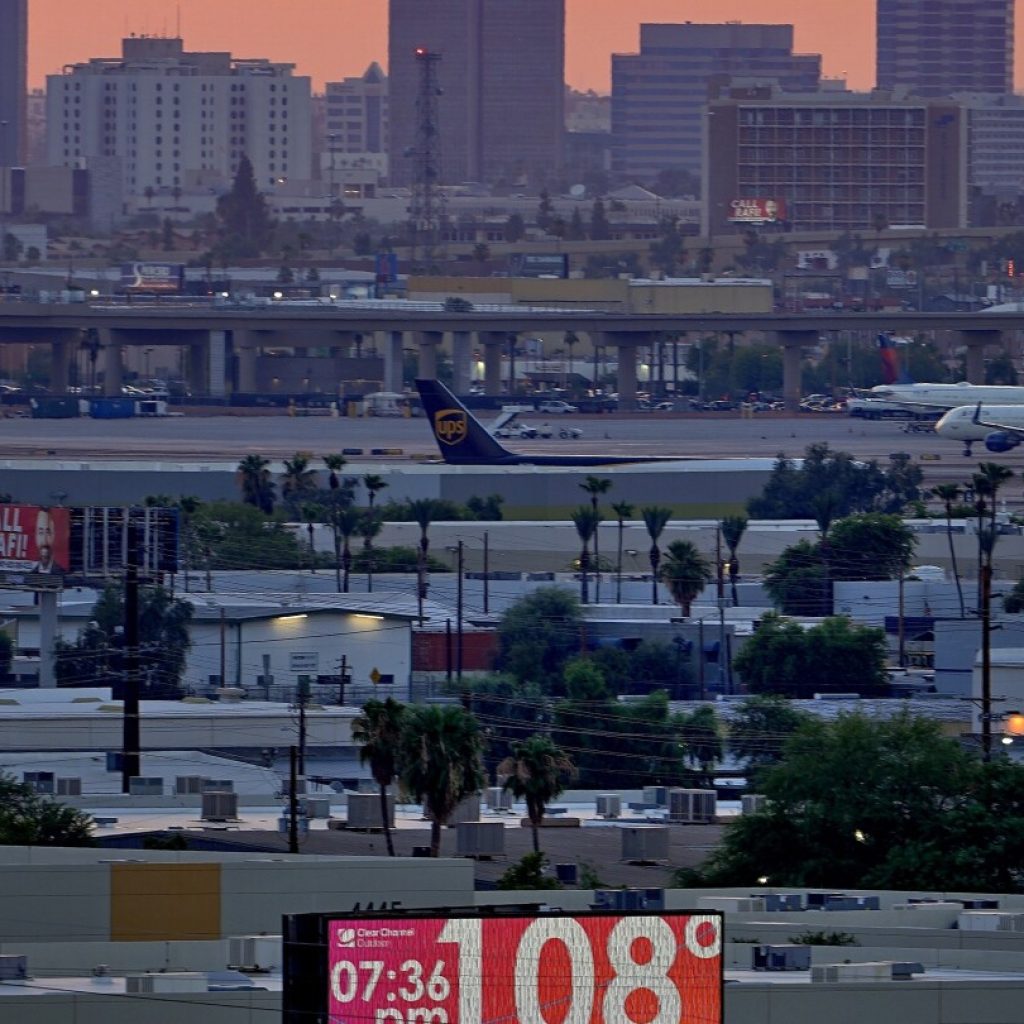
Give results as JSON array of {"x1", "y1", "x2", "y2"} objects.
[{"x1": 35, "y1": 511, "x2": 55, "y2": 560}]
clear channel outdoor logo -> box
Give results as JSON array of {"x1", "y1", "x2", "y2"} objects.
[
  {"x1": 336, "y1": 928, "x2": 356, "y2": 948},
  {"x1": 435, "y1": 409, "x2": 468, "y2": 446}
]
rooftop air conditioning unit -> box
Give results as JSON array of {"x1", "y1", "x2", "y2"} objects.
[
  {"x1": 752, "y1": 945, "x2": 811, "y2": 971},
  {"x1": 446, "y1": 793, "x2": 481, "y2": 826},
  {"x1": 811, "y1": 962, "x2": 907, "y2": 983},
  {"x1": 696, "y1": 896, "x2": 766, "y2": 914},
  {"x1": 202, "y1": 779, "x2": 235, "y2": 793},
  {"x1": 486, "y1": 786, "x2": 513, "y2": 812},
  {"x1": 304, "y1": 797, "x2": 331, "y2": 820},
  {"x1": 228, "y1": 936, "x2": 282, "y2": 972},
  {"x1": 345, "y1": 791, "x2": 395, "y2": 829},
  {"x1": 742, "y1": 794, "x2": 768, "y2": 814},
  {"x1": 201, "y1": 791, "x2": 239, "y2": 821},
  {"x1": 596, "y1": 793, "x2": 622, "y2": 819},
  {"x1": 667, "y1": 788, "x2": 716, "y2": 823},
  {"x1": 642, "y1": 785, "x2": 668, "y2": 806},
  {"x1": 621, "y1": 826, "x2": 670, "y2": 864},
  {"x1": 129, "y1": 777, "x2": 164, "y2": 796},
  {"x1": 959, "y1": 911, "x2": 1024, "y2": 932},
  {"x1": 23, "y1": 771, "x2": 54, "y2": 794},
  {"x1": 175, "y1": 776, "x2": 204, "y2": 795},
  {"x1": 56, "y1": 777, "x2": 82, "y2": 796},
  {"x1": 126, "y1": 973, "x2": 208, "y2": 994},
  {"x1": 455, "y1": 821, "x2": 505, "y2": 858},
  {"x1": 0, "y1": 955, "x2": 27, "y2": 981}
]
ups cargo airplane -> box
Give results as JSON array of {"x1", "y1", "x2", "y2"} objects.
[{"x1": 417, "y1": 379, "x2": 688, "y2": 466}]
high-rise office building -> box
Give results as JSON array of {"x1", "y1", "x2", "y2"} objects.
[
  {"x1": 611, "y1": 24, "x2": 821, "y2": 184},
  {"x1": 388, "y1": 0, "x2": 564, "y2": 187},
  {"x1": 46, "y1": 37, "x2": 312, "y2": 200},
  {"x1": 0, "y1": 0, "x2": 28, "y2": 166},
  {"x1": 877, "y1": 0, "x2": 1014, "y2": 96}
]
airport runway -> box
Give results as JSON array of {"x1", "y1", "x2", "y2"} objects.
[{"x1": 0, "y1": 410, "x2": 1001, "y2": 491}]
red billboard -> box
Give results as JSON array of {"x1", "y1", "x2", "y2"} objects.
[
  {"x1": 323, "y1": 911, "x2": 722, "y2": 1024},
  {"x1": 728, "y1": 198, "x2": 786, "y2": 224},
  {"x1": 0, "y1": 506, "x2": 71, "y2": 578}
]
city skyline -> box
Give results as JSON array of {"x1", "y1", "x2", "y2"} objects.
[{"x1": 29, "y1": 0, "x2": 886, "y2": 94}]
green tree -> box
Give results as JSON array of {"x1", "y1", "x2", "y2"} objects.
[
  {"x1": 281, "y1": 452, "x2": 317, "y2": 507},
  {"x1": 641, "y1": 505, "x2": 673, "y2": 605},
  {"x1": 408, "y1": 498, "x2": 441, "y2": 621},
  {"x1": 191, "y1": 501, "x2": 308, "y2": 571},
  {"x1": 497, "y1": 851, "x2": 562, "y2": 890},
  {"x1": 236, "y1": 455, "x2": 276, "y2": 514},
  {"x1": 0, "y1": 773, "x2": 94, "y2": 846},
  {"x1": 733, "y1": 613, "x2": 888, "y2": 698},
  {"x1": 363, "y1": 473, "x2": 388, "y2": 510},
  {"x1": 55, "y1": 583, "x2": 194, "y2": 698},
  {"x1": 579, "y1": 477, "x2": 611, "y2": 601},
  {"x1": 690, "y1": 712, "x2": 1024, "y2": 892},
  {"x1": 728, "y1": 695, "x2": 813, "y2": 776},
  {"x1": 497, "y1": 587, "x2": 583, "y2": 692},
  {"x1": 659, "y1": 539, "x2": 713, "y2": 616},
  {"x1": 824, "y1": 513, "x2": 915, "y2": 580},
  {"x1": 721, "y1": 515, "x2": 748, "y2": 606},
  {"x1": 323, "y1": 453, "x2": 347, "y2": 491},
  {"x1": 933, "y1": 484, "x2": 966, "y2": 618},
  {"x1": 567, "y1": 207, "x2": 586, "y2": 241},
  {"x1": 351, "y1": 698, "x2": 405, "y2": 857},
  {"x1": 611, "y1": 500, "x2": 634, "y2": 604},
  {"x1": 215, "y1": 154, "x2": 274, "y2": 258},
  {"x1": 675, "y1": 705, "x2": 722, "y2": 787},
  {"x1": 359, "y1": 509, "x2": 383, "y2": 593},
  {"x1": 536, "y1": 190, "x2": 554, "y2": 231},
  {"x1": 499, "y1": 735, "x2": 577, "y2": 853},
  {"x1": 649, "y1": 217, "x2": 688, "y2": 276},
  {"x1": 399, "y1": 704, "x2": 486, "y2": 857},
  {"x1": 330, "y1": 506, "x2": 362, "y2": 593},
  {"x1": 504, "y1": 213, "x2": 526, "y2": 243},
  {"x1": 589, "y1": 198, "x2": 611, "y2": 241},
  {"x1": 570, "y1": 505, "x2": 600, "y2": 604}
]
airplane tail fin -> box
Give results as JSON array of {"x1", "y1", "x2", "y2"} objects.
[
  {"x1": 415, "y1": 379, "x2": 515, "y2": 465},
  {"x1": 877, "y1": 333, "x2": 914, "y2": 385}
]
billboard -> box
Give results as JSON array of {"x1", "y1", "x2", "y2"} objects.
[
  {"x1": 119, "y1": 262, "x2": 185, "y2": 293},
  {"x1": 285, "y1": 909, "x2": 722, "y2": 1024},
  {"x1": 727, "y1": 198, "x2": 786, "y2": 224},
  {"x1": 0, "y1": 506, "x2": 71, "y2": 588},
  {"x1": 509, "y1": 253, "x2": 570, "y2": 278}
]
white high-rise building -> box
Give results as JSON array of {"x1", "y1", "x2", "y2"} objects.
[{"x1": 46, "y1": 37, "x2": 312, "y2": 201}]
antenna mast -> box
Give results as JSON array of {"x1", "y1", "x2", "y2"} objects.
[{"x1": 408, "y1": 47, "x2": 445, "y2": 265}]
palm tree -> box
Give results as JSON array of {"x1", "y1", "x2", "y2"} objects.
[
  {"x1": 932, "y1": 484, "x2": 965, "y2": 618},
  {"x1": 641, "y1": 505, "x2": 673, "y2": 605},
  {"x1": 331, "y1": 506, "x2": 362, "y2": 593},
  {"x1": 323, "y1": 453, "x2": 347, "y2": 491},
  {"x1": 570, "y1": 505, "x2": 601, "y2": 604},
  {"x1": 301, "y1": 502, "x2": 320, "y2": 573},
  {"x1": 408, "y1": 498, "x2": 440, "y2": 623},
  {"x1": 563, "y1": 331, "x2": 579, "y2": 386},
  {"x1": 360, "y1": 509, "x2": 383, "y2": 593},
  {"x1": 720, "y1": 514, "x2": 748, "y2": 606},
  {"x1": 281, "y1": 452, "x2": 317, "y2": 506},
  {"x1": 363, "y1": 473, "x2": 388, "y2": 510},
  {"x1": 498, "y1": 735, "x2": 576, "y2": 854},
  {"x1": 660, "y1": 539, "x2": 713, "y2": 617},
  {"x1": 611, "y1": 500, "x2": 634, "y2": 604},
  {"x1": 580, "y1": 476, "x2": 611, "y2": 601},
  {"x1": 236, "y1": 455, "x2": 275, "y2": 514},
  {"x1": 399, "y1": 704, "x2": 486, "y2": 857},
  {"x1": 351, "y1": 697, "x2": 406, "y2": 857}
]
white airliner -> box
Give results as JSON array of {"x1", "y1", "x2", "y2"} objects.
[{"x1": 935, "y1": 403, "x2": 1024, "y2": 455}]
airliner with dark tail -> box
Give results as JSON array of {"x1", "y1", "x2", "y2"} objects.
[{"x1": 417, "y1": 379, "x2": 687, "y2": 466}]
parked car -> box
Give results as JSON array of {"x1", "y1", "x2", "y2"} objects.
[{"x1": 537, "y1": 400, "x2": 578, "y2": 414}]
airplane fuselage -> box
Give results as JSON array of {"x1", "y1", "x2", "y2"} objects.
[{"x1": 871, "y1": 383, "x2": 1024, "y2": 408}]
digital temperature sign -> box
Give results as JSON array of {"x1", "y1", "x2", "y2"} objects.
[{"x1": 284, "y1": 909, "x2": 723, "y2": 1024}]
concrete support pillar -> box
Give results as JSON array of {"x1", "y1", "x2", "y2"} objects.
[
  {"x1": 960, "y1": 330, "x2": 1001, "y2": 384},
  {"x1": 38, "y1": 589, "x2": 57, "y2": 688},
  {"x1": 383, "y1": 330, "x2": 404, "y2": 392},
  {"x1": 417, "y1": 330, "x2": 442, "y2": 381},
  {"x1": 188, "y1": 342, "x2": 208, "y2": 396},
  {"x1": 51, "y1": 336, "x2": 72, "y2": 393},
  {"x1": 208, "y1": 331, "x2": 226, "y2": 397},
  {"x1": 614, "y1": 340, "x2": 639, "y2": 410},
  {"x1": 452, "y1": 330, "x2": 472, "y2": 395},
  {"x1": 482, "y1": 332, "x2": 504, "y2": 396},
  {"x1": 100, "y1": 329, "x2": 123, "y2": 396},
  {"x1": 236, "y1": 343, "x2": 258, "y2": 393},
  {"x1": 777, "y1": 330, "x2": 816, "y2": 413}
]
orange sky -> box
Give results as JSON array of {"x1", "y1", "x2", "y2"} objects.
[{"x1": 30, "y1": 0, "x2": 881, "y2": 92}]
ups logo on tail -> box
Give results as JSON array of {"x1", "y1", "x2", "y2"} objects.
[{"x1": 434, "y1": 408, "x2": 468, "y2": 446}]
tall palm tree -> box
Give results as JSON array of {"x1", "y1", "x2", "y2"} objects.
[
  {"x1": 360, "y1": 509, "x2": 383, "y2": 593},
  {"x1": 363, "y1": 473, "x2": 388, "y2": 510},
  {"x1": 660, "y1": 539, "x2": 713, "y2": 616},
  {"x1": 281, "y1": 452, "x2": 317, "y2": 506},
  {"x1": 351, "y1": 697, "x2": 406, "y2": 857},
  {"x1": 564, "y1": 330, "x2": 579, "y2": 386},
  {"x1": 498, "y1": 735, "x2": 576, "y2": 854},
  {"x1": 301, "y1": 502, "x2": 320, "y2": 573},
  {"x1": 570, "y1": 505, "x2": 601, "y2": 604},
  {"x1": 408, "y1": 498, "x2": 440, "y2": 623},
  {"x1": 399, "y1": 704, "x2": 486, "y2": 857},
  {"x1": 332, "y1": 506, "x2": 363, "y2": 593},
  {"x1": 641, "y1": 505, "x2": 673, "y2": 605},
  {"x1": 611, "y1": 500, "x2": 634, "y2": 604},
  {"x1": 236, "y1": 455, "x2": 275, "y2": 514},
  {"x1": 720, "y1": 514, "x2": 748, "y2": 606},
  {"x1": 580, "y1": 476, "x2": 611, "y2": 601},
  {"x1": 932, "y1": 483, "x2": 965, "y2": 618},
  {"x1": 323, "y1": 453, "x2": 347, "y2": 491}
]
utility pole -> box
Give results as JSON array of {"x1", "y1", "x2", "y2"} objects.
[
  {"x1": 121, "y1": 514, "x2": 141, "y2": 793},
  {"x1": 288, "y1": 745, "x2": 300, "y2": 854},
  {"x1": 338, "y1": 653, "x2": 347, "y2": 706},
  {"x1": 981, "y1": 544, "x2": 993, "y2": 762},
  {"x1": 716, "y1": 524, "x2": 728, "y2": 694},
  {"x1": 456, "y1": 540, "x2": 464, "y2": 685},
  {"x1": 483, "y1": 531, "x2": 490, "y2": 615},
  {"x1": 297, "y1": 677, "x2": 308, "y2": 776}
]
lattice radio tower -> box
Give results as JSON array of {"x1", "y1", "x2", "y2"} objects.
[{"x1": 408, "y1": 47, "x2": 445, "y2": 264}]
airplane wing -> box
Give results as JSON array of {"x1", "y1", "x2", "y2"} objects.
[{"x1": 972, "y1": 402, "x2": 1024, "y2": 439}]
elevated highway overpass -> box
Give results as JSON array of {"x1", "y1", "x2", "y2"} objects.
[{"x1": 1, "y1": 300, "x2": 1021, "y2": 410}]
